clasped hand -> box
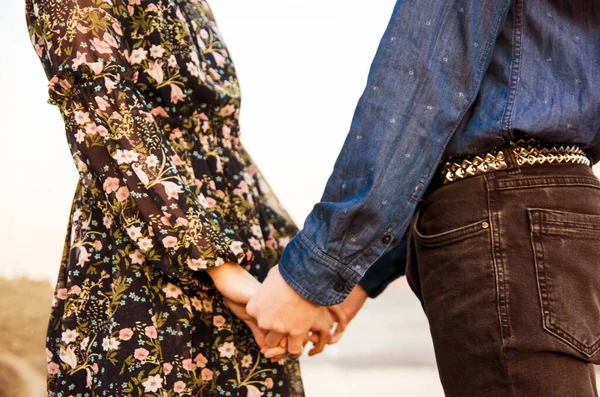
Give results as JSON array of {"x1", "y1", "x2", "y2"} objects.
[{"x1": 208, "y1": 263, "x2": 365, "y2": 360}]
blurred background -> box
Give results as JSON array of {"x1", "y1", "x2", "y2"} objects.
[{"x1": 0, "y1": 1, "x2": 598, "y2": 396}]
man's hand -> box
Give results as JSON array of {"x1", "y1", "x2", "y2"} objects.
[{"x1": 247, "y1": 265, "x2": 321, "y2": 356}]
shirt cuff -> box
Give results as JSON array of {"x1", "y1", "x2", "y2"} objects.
[
  {"x1": 358, "y1": 234, "x2": 407, "y2": 298},
  {"x1": 278, "y1": 231, "x2": 362, "y2": 306}
]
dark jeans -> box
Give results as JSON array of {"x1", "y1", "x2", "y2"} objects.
[{"x1": 406, "y1": 160, "x2": 600, "y2": 397}]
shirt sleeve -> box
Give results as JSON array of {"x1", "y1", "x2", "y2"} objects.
[
  {"x1": 28, "y1": 0, "x2": 252, "y2": 292},
  {"x1": 358, "y1": 232, "x2": 407, "y2": 298},
  {"x1": 278, "y1": 0, "x2": 512, "y2": 306}
]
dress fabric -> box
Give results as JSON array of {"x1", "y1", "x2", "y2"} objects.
[{"x1": 25, "y1": 0, "x2": 303, "y2": 395}]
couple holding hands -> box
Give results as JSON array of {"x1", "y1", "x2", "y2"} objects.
[{"x1": 27, "y1": 0, "x2": 600, "y2": 396}]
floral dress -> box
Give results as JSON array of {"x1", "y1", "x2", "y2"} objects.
[{"x1": 25, "y1": 0, "x2": 304, "y2": 395}]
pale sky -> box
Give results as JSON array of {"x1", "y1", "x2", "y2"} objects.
[
  {"x1": 0, "y1": 0, "x2": 396, "y2": 281},
  {"x1": 1, "y1": 1, "x2": 598, "y2": 283}
]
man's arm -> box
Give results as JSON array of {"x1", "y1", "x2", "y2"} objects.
[{"x1": 248, "y1": 0, "x2": 513, "y2": 354}]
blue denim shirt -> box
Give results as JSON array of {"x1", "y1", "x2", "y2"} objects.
[{"x1": 278, "y1": 0, "x2": 600, "y2": 306}]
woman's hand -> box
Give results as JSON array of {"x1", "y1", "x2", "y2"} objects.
[{"x1": 207, "y1": 262, "x2": 267, "y2": 348}]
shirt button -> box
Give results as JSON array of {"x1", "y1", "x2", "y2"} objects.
[
  {"x1": 381, "y1": 234, "x2": 392, "y2": 244},
  {"x1": 333, "y1": 283, "x2": 345, "y2": 293}
]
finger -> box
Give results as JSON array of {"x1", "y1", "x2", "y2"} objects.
[
  {"x1": 270, "y1": 353, "x2": 289, "y2": 363},
  {"x1": 263, "y1": 346, "x2": 287, "y2": 358},
  {"x1": 328, "y1": 306, "x2": 348, "y2": 344},
  {"x1": 309, "y1": 329, "x2": 329, "y2": 357},
  {"x1": 265, "y1": 331, "x2": 285, "y2": 348},
  {"x1": 287, "y1": 334, "x2": 305, "y2": 356},
  {"x1": 245, "y1": 320, "x2": 268, "y2": 350},
  {"x1": 309, "y1": 333, "x2": 319, "y2": 344}
]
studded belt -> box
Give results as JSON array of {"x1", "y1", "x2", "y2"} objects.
[{"x1": 440, "y1": 138, "x2": 591, "y2": 185}]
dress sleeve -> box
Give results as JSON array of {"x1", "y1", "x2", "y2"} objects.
[{"x1": 27, "y1": 0, "x2": 252, "y2": 291}]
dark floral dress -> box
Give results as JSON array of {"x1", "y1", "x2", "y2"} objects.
[{"x1": 25, "y1": 0, "x2": 304, "y2": 395}]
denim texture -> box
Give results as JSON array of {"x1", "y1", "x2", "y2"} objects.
[
  {"x1": 279, "y1": 0, "x2": 600, "y2": 305},
  {"x1": 406, "y1": 162, "x2": 600, "y2": 396}
]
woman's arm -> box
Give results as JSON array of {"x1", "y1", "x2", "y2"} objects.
[{"x1": 26, "y1": 0, "x2": 252, "y2": 293}]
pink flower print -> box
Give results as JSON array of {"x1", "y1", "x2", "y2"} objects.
[
  {"x1": 72, "y1": 51, "x2": 87, "y2": 68},
  {"x1": 170, "y1": 84, "x2": 186, "y2": 104},
  {"x1": 163, "y1": 362, "x2": 173, "y2": 375},
  {"x1": 150, "y1": 45, "x2": 165, "y2": 59},
  {"x1": 103, "y1": 177, "x2": 120, "y2": 194},
  {"x1": 77, "y1": 246, "x2": 91, "y2": 267},
  {"x1": 171, "y1": 153, "x2": 184, "y2": 165},
  {"x1": 112, "y1": 22, "x2": 123, "y2": 36},
  {"x1": 144, "y1": 325, "x2": 158, "y2": 339},
  {"x1": 104, "y1": 77, "x2": 117, "y2": 94},
  {"x1": 191, "y1": 297, "x2": 203, "y2": 312},
  {"x1": 93, "y1": 240, "x2": 102, "y2": 251},
  {"x1": 175, "y1": 217, "x2": 189, "y2": 227},
  {"x1": 218, "y1": 342, "x2": 236, "y2": 358},
  {"x1": 134, "y1": 348, "x2": 149, "y2": 361},
  {"x1": 103, "y1": 215, "x2": 113, "y2": 229},
  {"x1": 162, "y1": 236, "x2": 178, "y2": 248},
  {"x1": 173, "y1": 381, "x2": 186, "y2": 393},
  {"x1": 213, "y1": 315, "x2": 226, "y2": 328},
  {"x1": 168, "y1": 54, "x2": 178, "y2": 68},
  {"x1": 74, "y1": 110, "x2": 90, "y2": 125},
  {"x1": 151, "y1": 106, "x2": 169, "y2": 117},
  {"x1": 218, "y1": 104, "x2": 236, "y2": 117},
  {"x1": 47, "y1": 362, "x2": 59, "y2": 375},
  {"x1": 56, "y1": 288, "x2": 67, "y2": 300},
  {"x1": 103, "y1": 32, "x2": 118, "y2": 48},
  {"x1": 194, "y1": 353, "x2": 208, "y2": 368},
  {"x1": 161, "y1": 181, "x2": 184, "y2": 200},
  {"x1": 130, "y1": 48, "x2": 148, "y2": 65},
  {"x1": 206, "y1": 197, "x2": 217, "y2": 207},
  {"x1": 248, "y1": 237, "x2": 262, "y2": 251},
  {"x1": 59, "y1": 345, "x2": 78, "y2": 369},
  {"x1": 162, "y1": 283, "x2": 182, "y2": 299},
  {"x1": 138, "y1": 237, "x2": 154, "y2": 251},
  {"x1": 241, "y1": 354, "x2": 253, "y2": 368},
  {"x1": 115, "y1": 186, "x2": 130, "y2": 202},
  {"x1": 201, "y1": 368, "x2": 213, "y2": 381},
  {"x1": 246, "y1": 385, "x2": 263, "y2": 397},
  {"x1": 265, "y1": 378, "x2": 274, "y2": 389},
  {"x1": 142, "y1": 374, "x2": 163, "y2": 393},
  {"x1": 146, "y1": 3, "x2": 158, "y2": 12},
  {"x1": 128, "y1": 250, "x2": 145, "y2": 265},
  {"x1": 90, "y1": 37, "x2": 113, "y2": 54},
  {"x1": 144, "y1": 60, "x2": 164, "y2": 84},
  {"x1": 69, "y1": 285, "x2": 82, "y2": 295},
  {"x1": 97, "y1": 125, "x2": 108, "y2": 137},
  {"x1": 102, "y1": 337, "x2": 120, "y2": 351},
  {"x1": 119, "y1": 328, "x2": 133, "y2": 341},
  {"x1": 182, "y1": 358, "x2": 196, "y2": 371},
  {"x1": 45, "y1": 348, "x2": 53, "y2": 363},
  {"x1": 61, "y1": 329, "x2": 79, "y2": 344},
  {"x1": 94, "y1": 96, "x2": 111, "y2": 111},
  {"x1": 128, "y1": 0, "x2": 141, "y2": 4},
  {"x1": 229, "y1": 241, "x2": 244, "y2": 256}
]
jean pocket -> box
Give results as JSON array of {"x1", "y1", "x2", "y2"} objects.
[
  {"x1": 413, "y1": 215, "x2": 491, "y2": 248},
  {"x1": 528, "y1": 208, "x2": 600, "y2": 358}
]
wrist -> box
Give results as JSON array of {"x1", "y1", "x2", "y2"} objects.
[{"x1": 207, "y1": 262, "x2": 260, "y2": 304}]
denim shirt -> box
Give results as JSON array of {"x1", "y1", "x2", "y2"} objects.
[{"x1": 278, "y1": 0, "x2": 600, "y2": 306}]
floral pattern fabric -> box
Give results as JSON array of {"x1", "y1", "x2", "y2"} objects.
[{"x1": 25, "y1": 0, "x2": 303, "y2": 395}]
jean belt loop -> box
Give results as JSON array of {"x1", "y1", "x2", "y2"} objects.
[{"x1": 500, "y1": 143, "x2": 521, "y2": 175}]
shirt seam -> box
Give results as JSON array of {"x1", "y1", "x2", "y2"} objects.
[{"x1": 501, "y1": 0, "x2": 524, "y2": 139}]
